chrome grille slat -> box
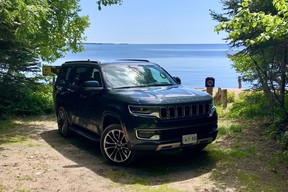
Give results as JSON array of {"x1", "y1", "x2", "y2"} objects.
[{"x1": 159, "y1": 103, "x2": 210, "y2": 119}]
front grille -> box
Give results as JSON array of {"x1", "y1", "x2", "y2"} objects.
[{"x1": 159, "y1": 103, "x2": 211, "y2": 119}]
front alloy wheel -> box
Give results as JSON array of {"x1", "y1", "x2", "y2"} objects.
[
  {"x1": 57, "y1": 106, "x2": 71, "y2": 137},
  {"x1": 100, "y1": 124, "x2": 134, "y2": 165}
]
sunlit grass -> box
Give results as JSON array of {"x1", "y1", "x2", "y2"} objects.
[
  {"x1": 0, "y1": 115, "x2": 55, "y2": 146},
  {"x1": 131, "y1": 184, "x2": 180, "y2": 192},
  {"x1": 0, "y1": 183, "x2": 4, "y2": 192}
]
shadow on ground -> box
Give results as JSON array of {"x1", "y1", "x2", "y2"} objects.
[{"x1": 41, "y1": 129, "x2": 218, "y2": 186}]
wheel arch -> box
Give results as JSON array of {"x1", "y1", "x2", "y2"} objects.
[
  {"x1": 101, "y1": 111, "x2": 129, "y2": 140},
  {"x1": 102, "y1": 111, "x2": 123, "y2": 130}
]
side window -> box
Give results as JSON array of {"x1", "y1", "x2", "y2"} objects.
[
  {"x1": 65, "y1": 67, "x2": 72, "y2": 81},
  {"x1": 56, "y1": 66, "x2": 72, "y2": 84},
  {"x1": 70, "y1": 66, "x2": 90, "y2": 87},
  {"x1": 91, "y1": 68, "x2": 102, "y2": 86}
]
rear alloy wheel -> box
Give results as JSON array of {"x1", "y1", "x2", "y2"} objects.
[
  {"x1": 100, "y1": 124, "x2": 134, "y2": 165},
  {"x1": 57, "y1": 106, "x2": 71, "y2": 137}
]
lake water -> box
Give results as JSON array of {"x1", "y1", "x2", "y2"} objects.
[{"x1": 52, "y1": 44, "x2": 248, "y2": 88}]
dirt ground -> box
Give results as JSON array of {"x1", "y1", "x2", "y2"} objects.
[
  {"x1": 0, "y1": 117, "x2": 220, "y2": 192},
  {"x1": 0, "y1": 114, "x2": 287, "y2": 192}
]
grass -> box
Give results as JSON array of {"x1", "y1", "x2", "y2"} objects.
[
  {"x1": 0, "y1": 183, "x2": 4, "y2": 192},
  {"x1": 0, "y1": 119, "x2": 29, "y2": 145},
  {"x1": 209, "y1": 118, "x2": 288, "y2": 191},
  {"x1": 218, "y1": 123, "x2": 243, "y2": 136},
  {"x1": 131, "y1": 184, "x2": 181, "y2": 192},
  {"x1": 106, "y1": 169, "x2": 179, "y2": 192},
  {"x1": 0, "y1": 115, "x2": 55, "y2": 146},
  {"x1": 0, "y1": 95, "x2": 287, "y2": 191}
]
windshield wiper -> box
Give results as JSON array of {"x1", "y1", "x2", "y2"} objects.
[
  {"x1": 115, "y1": 84, "x2": 175, "y2": 89},
  {"x1": 115, "y1": 85, "x2": 148, "y2": 89},
  {"x1": 148, "y1": 83, "x2": 175, "y2": 87}
]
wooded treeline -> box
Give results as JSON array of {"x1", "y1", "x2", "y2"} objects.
[
  {"x1": 0, "y1": 0, "x2": 89, "y2": 118},
  {"x1": 211, "y1": 0, "x2": 288, "y2": 120}
]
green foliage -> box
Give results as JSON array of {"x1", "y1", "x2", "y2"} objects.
[
  {"x1": 215, "y1": 0, "x2": 288, "y2": 45},
  {"x1": 227, "y1": 92, "x2": 236, "y2": 103},
  {"x1": 212, "y1": 0, "x2": 288, "y2": 119},
  {"x1": 97, "y1": 0, "x2": 123, "y2": 10},
  {"x1": 227, "y1": 91, "x2": 288, "y2": 120},
  {"x1": 0, "y1": 0, "x2": 89, "y2": 118},
  {"x1": 228, "y1": 91, "x2": 272, "y2": 119},
  {"x1": 0, "y1": 0, "x2": 89, "y2": 62},
  {"x1": 0, "y1": 80, "x2": 54, "y2": 119},
  {"x1": 218, "y1": 120, "x2": 243, "y2": 136},
  {"x1": 267, "y1": 120, "x2": 288, "y2": 150},
  {"x1": 12, "y1": 83, "x2": 54, "y2": 116}
]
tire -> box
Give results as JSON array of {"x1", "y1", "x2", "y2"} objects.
[
  {"x1": 57, "y1": 106, "x2": 71, "y2": 137},
  {"x1": 100, "y1": 124, "x2": 135, "y2": 165}
]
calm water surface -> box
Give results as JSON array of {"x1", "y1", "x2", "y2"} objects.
[{"x1": 52, "y1": 44, "x2": 248, "y2": 88}]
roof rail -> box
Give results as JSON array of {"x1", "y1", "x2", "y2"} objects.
[
  {"x1": 65, "y1": 60, "x2": 101, "y2": 64},
  {"x1": 117, "y1": 59, "x2": 150, "y2": 62}
]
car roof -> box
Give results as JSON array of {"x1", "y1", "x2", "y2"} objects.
[{"x1": 62, "y1": 59, "x2": 156, "y2": 67}]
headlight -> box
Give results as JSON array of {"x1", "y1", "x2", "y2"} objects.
[
  {"x1": 128, "y1": 105, "x2": 160, "y2": 118},
  {"x1": 210, "y1": 105, "x2": 216, "y2": 117}
]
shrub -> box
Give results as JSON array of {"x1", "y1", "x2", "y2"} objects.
[
  {"x1": 0, "y1": 79, "x2": 54, "y2": 119},
  {"x1": 228, "y1": 91, "x2": 274, "y2": 119},
  {"x1": 12, "y1": 83, "x2": 54, "y2": 116}
]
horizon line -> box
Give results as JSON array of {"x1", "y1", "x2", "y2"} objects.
[{"x1": 82, "y1": 42, "x2": 228, "y2": 45}]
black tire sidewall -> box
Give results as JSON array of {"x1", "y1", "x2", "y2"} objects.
[{"x1": 57, "y1": 106, "x2": 71, "y2": 137}]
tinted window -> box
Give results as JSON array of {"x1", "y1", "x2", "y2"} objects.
[
  {"x1": 91, "y1": 68, "x2": 102, "y2": 86},
  {"x1": 70, "y1": 66, "x2": 90, "y2": 86},
  {"x1": 57, "y1": 66, "x2": 72, "y2": 84},
  {"x1": 102, "y1": 64, "x2": 176, "y2": 88}
]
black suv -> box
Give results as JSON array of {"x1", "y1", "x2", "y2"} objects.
[{"x1": 53, "y1": 60, "x2": 218, "y2": 165}]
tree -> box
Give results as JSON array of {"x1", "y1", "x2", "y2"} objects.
[
  {"x1": 96, "y1": 0, "x2": 123, "y2": 10},
  {"x1": 211, "y1": 0, "x2": 288, "y2": 119},
  {"x1": 0, "y1": 0, "x2": 89, "y2": 118}
]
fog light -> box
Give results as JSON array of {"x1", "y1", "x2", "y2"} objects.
[{"x1": 136, "y1": 130, "x2": 160, "y2": 140}]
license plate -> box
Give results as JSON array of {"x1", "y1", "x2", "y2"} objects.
[{"x1": 182, "y1": 134, "x2": 197, "y2": 145}]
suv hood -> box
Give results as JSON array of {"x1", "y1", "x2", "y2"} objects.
[{"x1": 108, "y1": 85, "x2": 212, "y2": 105}]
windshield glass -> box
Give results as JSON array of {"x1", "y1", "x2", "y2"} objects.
[{"x1": 102, "y1": 64, "x2": 177, "y2": 89}]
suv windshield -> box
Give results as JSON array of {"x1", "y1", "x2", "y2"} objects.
[{"x1": 102, "y1": 64, "x2": 177, "y2": 88}]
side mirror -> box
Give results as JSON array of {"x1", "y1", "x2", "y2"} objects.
[
  {"x1": 173, "y1": 77, "x2": 181, "y2": 85},
  {"x1": 83, "y1": 80, "x2": 103, "y2": 91}
]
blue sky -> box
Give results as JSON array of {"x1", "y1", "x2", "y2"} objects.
[{"x1": 80, "y1": 0, "x2": 226, "y2": 44}]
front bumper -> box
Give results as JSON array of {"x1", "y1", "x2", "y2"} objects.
[{"x1": 125, "y1": 113, "x2": 218, "y2": 152}]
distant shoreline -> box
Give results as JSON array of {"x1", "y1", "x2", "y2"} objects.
[{"x1": 83, "y1": 42, "x2": 228, "y2": 45}]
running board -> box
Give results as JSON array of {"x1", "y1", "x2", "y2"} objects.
[{"x1": 69, "y1": 126, "x2": 100, "y2": 142}]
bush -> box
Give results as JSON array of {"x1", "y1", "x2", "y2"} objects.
[
  {"x1": 228, "y1": 91, "x2": 276, "y2": 119},
  {"x1": 12, "y1": 83, "x2": 54, "y2": 115},
  {"x1": 267, "y1": 121, "x2": 288, "y2": 150},
  {"x1": 0, "y1": 79, "x2": 54, "y2": 119},
  {"x1": 226, "y1": 90, "x2": 288, "y2": 154}
]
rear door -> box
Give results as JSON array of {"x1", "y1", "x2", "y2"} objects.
[{"x1": 67, "y1": 65, "x2": 91, "y2": 126}]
